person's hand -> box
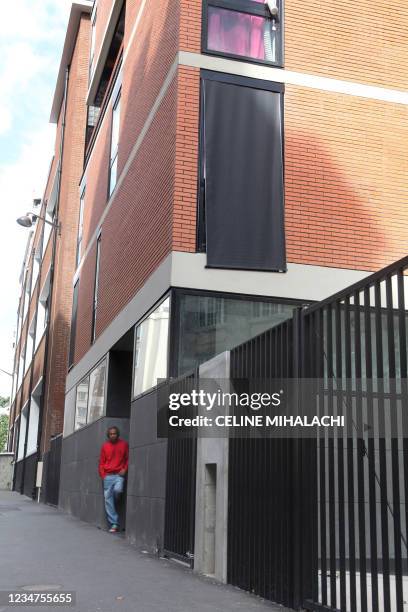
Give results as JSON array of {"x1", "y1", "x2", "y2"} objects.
[{"x1": 118, "y1": 469, "x2": 126, "y2": 477}]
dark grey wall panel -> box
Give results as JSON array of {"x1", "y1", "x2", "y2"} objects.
[
  {"x1": 126, "y1": 389, "x2": 168, "y2": 553},
  {"x1": 59, "y1": 417, "x2": 129, "y2": 530}
]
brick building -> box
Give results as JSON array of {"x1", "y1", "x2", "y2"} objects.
[
  {"x1": 9, "y1": 2, "x2": 92, "y2": 498},
  {"x1": 8, "y1": 0, "x2": 408, "y2": 608}
]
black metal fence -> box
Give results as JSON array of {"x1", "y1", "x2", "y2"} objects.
[
  {"x1": 163, "y1": 372, "x2": 198, "y2": 566},
  {"x1": 226, "y1": 256, "x2": 408, "y2": 611},
  {"x1": 302, "y1": 256, "x2": 408, "y2": 612},
  {"x1": 228, "y1": 320, "x2": 302, "y2": 607}
]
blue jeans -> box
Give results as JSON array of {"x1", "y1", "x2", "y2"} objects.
[{"x1": 103, "y1": 474, "x2": 124, "y2": 527}]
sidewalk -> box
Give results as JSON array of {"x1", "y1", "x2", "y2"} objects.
[{"x1": 0, "y1": 491, "x2": 284, "y2": 612}]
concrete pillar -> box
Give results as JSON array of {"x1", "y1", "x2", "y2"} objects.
[{"x1": 194, "y1": 352, "x2": 229, "y2": 583}]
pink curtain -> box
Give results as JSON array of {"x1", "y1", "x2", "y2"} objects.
[{"x1": 208, "y1": 7, "x2": 266, "y2": 60}]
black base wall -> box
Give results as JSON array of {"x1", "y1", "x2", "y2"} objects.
[
  {"x1": 59, "y1": 417, "x2": 129, "y2": 529},
  {"x1": 126, "y1": 389, "x2": 167, "y2": 554},
  {"x1": 13, "y1": 454, "x2": 37, "y2": 499}
]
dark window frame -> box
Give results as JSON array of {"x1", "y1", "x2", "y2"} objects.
[
  {"x1": 107, "y1": 88, "x2": 121, "y2": 199},
  {"x1": 76, "y1": 186, "x2": 86, "y2": 268},
  {"x1": 68, "y1": 280, "x2": 79, "y2": 370},
  {"x1": 91, "y1": 232, "x2": 102, "y2": 343},
  {"x1": 202, "y1": 0, "x2": 284, "y2": 68},
  {"x1": 197, "y1": 70, "x2": 285, "y2": 257},
  {"x1": 131, "y1": 290, "x2": 172, "y2": 401},
  {"x1": 169, "y1": 287, "x2": 310, "y2": 377}
]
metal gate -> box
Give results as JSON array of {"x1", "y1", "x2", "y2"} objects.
[
  {"x1": 163, "y1": 371, "x2": 198, "y2": 566},
  {"x1": 227, "y1": 256, "x2": 408, "y2": 611}
]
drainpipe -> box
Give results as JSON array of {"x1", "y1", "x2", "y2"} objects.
[{"x1": 33, "y1": 65, "x2": 70, "y2": 502}]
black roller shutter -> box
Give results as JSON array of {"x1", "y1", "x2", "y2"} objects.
[{"x1": 202, "y1": 73, "x2": 286, "y2": 271}]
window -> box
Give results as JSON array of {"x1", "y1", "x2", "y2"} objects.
[
  {"x1": 68, "y1": 281, "x2": 79, "y2": 369},
  {"x1": 76, "y1": 187, "x2": 85, "y2": 268},
  {"x1": 88, "y1": 359, "x2": 107, "y2": 423},
  {"x1": 17, "y1": 345, "x2": 25, "y2": 392},
  {"x1": 198, "y1": 72, "x2": 286, "y2": 271},
  {"x1": 36, "y1": 269, "x2": 51, "y2": 349},
  {"x1": 91, "y1": 234, "x2": 101, "y2": 343},
  {"x1": 204, "y1": 0, "x2": 282, "y2": 66},
  {"x1": 74, "y1": 357, "x2": 107, "y2": 430},
  {"x1": 24, "y1": 317, "x2": 36, "y2": 373},
  {"x1": 31, "y1": 256, "x2": 40, "y2": 297},
  {"x1": 108, "y1": 91, "x2": 121, "y2": 197},
  {"x1": 74, "y1": 378, "x2": 89, "y2": 430},
  {"x1": 27, "y1": 393, "x2": 40, "y2": 456},
  {"x1": 17, "y1": 409, "x2": 28, "y2": 460},
  {"x1": 42, "y1": 164, "x2": 59, "y2": 257},
  {"x1": 89, "y1": 5, "x2": 97, "y2": 79},
  {"x1": 133, "y1": 297, "x2": 170, "y2": 397},
  {"x1": 22, "y1": 271, "x2": 30, "y2": 324},
  {"x1": 174, "y1": 291, "x2": 297, "y2": 376}
]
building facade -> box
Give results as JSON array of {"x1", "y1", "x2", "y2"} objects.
[
  {"x1": 8, "y1": 0, "x2": 408, "y2": 609},
  {"x1": 9, "y1": 2, "x2": 92, "y2": 499}
]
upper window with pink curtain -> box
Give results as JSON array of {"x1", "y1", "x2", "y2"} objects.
[{"x1": 204, "y1": 0, "x2": 282, "y2": 66}]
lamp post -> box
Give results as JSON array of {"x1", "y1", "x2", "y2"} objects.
[{"x1": 16, "y1": 213, "x2": 61, "y2": 235}]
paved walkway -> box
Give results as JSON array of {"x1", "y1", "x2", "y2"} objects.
[{"x1": 0, "y1": 491, "x2": 285, "y2": 612}]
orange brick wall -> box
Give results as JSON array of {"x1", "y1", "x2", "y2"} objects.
[
  {"x1": 285, "y1": 0, "x2": 408, "y2": 89},
  {"x1": 284, "y1": 86, "x2": 408, "y2": 270},
  {"x1": 173, "y1": 66, "x2": 199, "y2": 252}
]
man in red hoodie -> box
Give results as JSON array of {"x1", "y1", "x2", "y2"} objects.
[{"x1": 98, "y1": 426, "x2": 129, "y2": 533}]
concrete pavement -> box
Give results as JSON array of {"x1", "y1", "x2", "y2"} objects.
[{"x1": 0, "y1": 491, "x2": 285, "y2": 612}]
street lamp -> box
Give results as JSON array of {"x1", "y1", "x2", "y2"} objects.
[{"x1": 16, "y1": 213, "x2": 61, "y2": 235}]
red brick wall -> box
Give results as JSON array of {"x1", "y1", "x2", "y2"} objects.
[
  {"x1": 81, "y1": 113, "x2": 110, "y2": 251},
  {"x1": 74, "y1": 242, "x2": 97, "y2": 364},
  {"x1": 118, "y1": 0, "x2": 180, "y2": 174},
  {"x1": 71, "y1": 0, "x2": 408, "y2": 372},
  {"x1": 40, "y1": 14, "x2": 90, "y2": 450}
]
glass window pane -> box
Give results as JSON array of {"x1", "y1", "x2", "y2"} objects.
[
  {"x1": 88, "y1": 359, "x2": 107, "y2": 423},
  {"x1": 207, "y1": 6, "x2": 278, "y2": 62},
  {"x1": 177, "y1": 294, "x2": 296, "y2": 375},
  {"x1": 133, "y1": 297, "x2": 170, "y2": 396},
  {"x1": 74, "y1": 378, "x2": 89, "y2": 430},
  {"x1": 111, "y1": 96, "x2": 121, "y2": 157},
  {"x1": 109, "y1": 155, "x2": 117, "y2": 196}
]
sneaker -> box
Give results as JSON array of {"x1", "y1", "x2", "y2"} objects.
[{"x1": 109, "y1": 525, "x2": 119, "y2": 533}]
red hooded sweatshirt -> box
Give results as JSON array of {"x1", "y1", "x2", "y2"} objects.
[{"x1": 98, "y1": 438, "x2": 129, "y2": 478}]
